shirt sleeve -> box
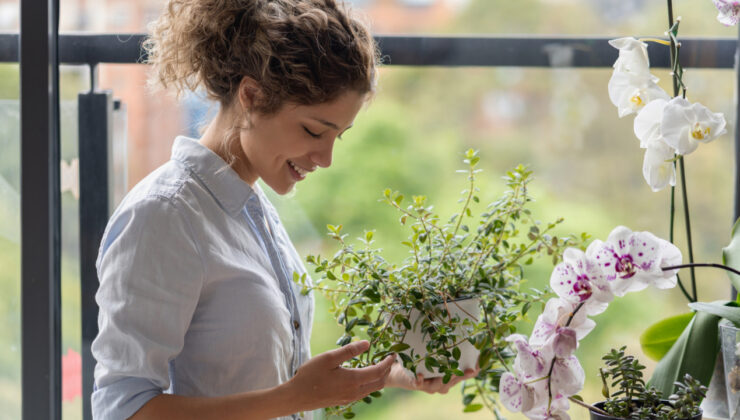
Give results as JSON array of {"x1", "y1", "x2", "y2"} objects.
[{"x1": 91, "y1": 194, "x2": 205, "y2": 420}]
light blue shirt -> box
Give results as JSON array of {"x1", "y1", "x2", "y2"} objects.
[{"x1": 91, "y1": 136, "x2": 314, "y2": 420}]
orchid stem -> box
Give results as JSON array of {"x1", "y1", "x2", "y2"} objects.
[
  {"x1": 666, "y1": 0, "x2": 697, "y2": 302},
  {"x1": 569, "y1": 396, "x2": 610, "y2": 416},
  {"x1": 678, "y1": 157, "x2": 698, "y2": 301},
  {"x1": 663, "y1": 262, "x2": 740, "y2": 277},
  {"x1": 669, "y1": 177, "x2": 692, "y2": 302},
  {"x1": 546, "y1": 302, "x2": 585, "y2": 410}
]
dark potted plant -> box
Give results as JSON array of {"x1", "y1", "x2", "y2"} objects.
[{"x1": 589, "y1": 347, "x2": 706, "y2": 420}]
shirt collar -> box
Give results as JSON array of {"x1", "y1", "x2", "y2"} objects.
[{"x1": 171, "y1": 136, "x2": 255, "y2": 215}]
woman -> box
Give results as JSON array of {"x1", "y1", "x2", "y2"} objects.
[{"x1": 91, "y1": 1, "x2": 478, "y2": 419}]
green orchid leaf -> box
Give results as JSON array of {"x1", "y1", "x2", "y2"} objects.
[
  {"x1": 723, "y1": 217, "x2": 740, "y2": 291},
  {"x1": 689, "y1": 301, "x2": 740, "y2": 326},
  {"x1": 639, "y1": 312, "x2": 694, "y2": 361},
  {"x1": 648, "y1": 311, "x2": 720, "y2": 395},
  {"x1": 463, "y1": 404, "x2": 483, "y2": 413}
]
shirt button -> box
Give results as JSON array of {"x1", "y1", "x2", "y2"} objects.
[{"x1": 293, "y1": 320, "x2": 300, "y2": 329}]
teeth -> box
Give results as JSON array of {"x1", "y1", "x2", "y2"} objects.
[{"x1": 288, "y1": 160, "x2": 308, "y2": 177}]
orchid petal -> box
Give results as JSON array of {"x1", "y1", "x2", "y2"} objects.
[
  {"x1": 500, "y1": 372, "x2": 535, "y2": 413},
  {"x1": 714, "y1": 0, "x2": 740, "y2": 26},
  {"x1": 608, "y1": 37, "x2": 651, "y2": 76},
  {"x1": 634, "y1": 99, "x2": 667, "y2": 148},
  {"x1": 550, "y1": 355, "x2": 585, "y2": 396},
  {"x1": 552, "y1": 327, "x2": 578, "y2": 358},
  {"x1": 642, "y1": 140, "x2": 676, "y2": 192},
  {"x1": 662, "y1": 97, "x2": 727, "y2": 155},
  {"x1": 530, "y1": 298, "x2": 595, "y2": 347}
]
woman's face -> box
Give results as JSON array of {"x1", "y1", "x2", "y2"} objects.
[{"x1": 237, "y1": 90, "x2": 366, "y2": 195}]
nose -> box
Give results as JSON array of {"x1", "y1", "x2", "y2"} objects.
[{"x1": 309, "y1": 137, "x2": 335, "y2": 168}]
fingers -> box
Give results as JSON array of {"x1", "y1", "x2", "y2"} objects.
[
  {"x1": 322, "y1": 340, "x2": 371, "y2": 367},
  {"x1": 350, "y1": 353, "x2": 396, "y2": 383},
  {"x1": 417, "y1": 368, "x2": 479, "y2": 394}
]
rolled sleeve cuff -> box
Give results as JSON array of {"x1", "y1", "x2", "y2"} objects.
[{"x1": 92, "y1": 377, "x2": 162, "y2": 420}]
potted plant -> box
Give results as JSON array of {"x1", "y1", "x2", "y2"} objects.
[
  {"x1": 588, "y1": 347, "x2": 706, "y2": 420},
  {"x1": 295, "y1": 151, "x2": 586, "y2": 416}
]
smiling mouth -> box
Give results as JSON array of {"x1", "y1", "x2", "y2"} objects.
[{"x1": 287, "y1": 160, "x2": 311, "y2": 178}]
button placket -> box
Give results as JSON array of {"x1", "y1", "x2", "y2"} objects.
[{"x1": 245, "y1": 195, "x2": 304, "y2": 376}]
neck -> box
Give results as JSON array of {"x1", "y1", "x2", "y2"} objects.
[{"x1": 200, "y1": 107, "x2": 257, "y2": 185}]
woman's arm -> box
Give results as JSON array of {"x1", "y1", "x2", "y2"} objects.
[{"x1": 130, "y1": 341, "x2": 395, "y2": 420}]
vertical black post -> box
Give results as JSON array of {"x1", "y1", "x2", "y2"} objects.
[
  {"x1": 79, "y1": 90, "x2": 113, "y2": 420},
  {"x1": 20, "y1": 0, "x2": 62, "y2": 418}
]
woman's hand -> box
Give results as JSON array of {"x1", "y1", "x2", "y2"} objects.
[
  {"x1": 283, "y1": 340, "x2": 396, "y2": 412},
  {"x1": 384, "y1": 362, "x2": 479, "y2": 394}
]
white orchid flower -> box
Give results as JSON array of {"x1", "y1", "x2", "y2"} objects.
[
  {"x1": 506, "y1": 334, "x2": 553, "y2": 380},
  {"x1": 661, "y1": 97, "x2": 727, "y2": 155},
  {"x1": 524, "y1": 393, "x2": 572, "y2": 420},
  {"x1": 530, "y1": 298, "x2": 595, "y2": 347},
  {"x1": 550, "y1": 327, "x2": 578, "y2": 358},
  {"x1": 549, "y1": 355, "x2": 585, "y2": 397},
  {"x1": 608, "y1": 37, "x2": 651, "y2": 76},
  {"x1": 586, "y1": 226, "x2": 682, "y2": 296},
  {"x1": 713, "y1": 0, "x2": 740, "y2": 26},
  {"x1": 634, "y1": 98, "x2": 667, "y2": 148},
  {"x1": 550, "y1": 248, "x2": 613, "y2": 315},
  {"x1": 608, "y1": 71, "x2": 669, "y2": 118},
  {"x1": 633, "y1": 99, "x2": 677, "y2": 191},
  {"x1": 499, "y1": 371, "x2": 536, "y2": 413},
  {"x1": 642, "y1": 140, "x2": 676, "y2": 192}
]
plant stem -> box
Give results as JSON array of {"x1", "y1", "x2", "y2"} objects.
[
  {"x1": 569, "y1": 396, "x2": 610, "y2": 416},
  {"x1": 663, "y1": 262, "x2": 740, "y2": 277},
  {"x1": 669, "y1": 172, "x2": 694, "y2": 302},
  {"x1": 545, "y1": 302, "x2": 585, "y2": 408},
  {"x1": 678, "y1": 157, "x2": 698, "y2": 301},
  {"x1": 667, "y1": 0, "x2": 678, "y2": 97},
  {"x1": 666, "y1": 0, "x2": 697, "y2": 302}
]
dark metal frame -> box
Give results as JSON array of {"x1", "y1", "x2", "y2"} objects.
[
  {"x1": 19, "y1": 1, "x2": 62, "y2": 420},
  {"x1": 1, "y1": 33, "x2": 738, "y2": 68},
  {"x1": 9, "y1": 27, "x2": 740, "y2": 420}
]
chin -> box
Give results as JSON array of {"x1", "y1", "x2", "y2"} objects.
[{"x1": 267, "y1": 182, "x2": 295, "y2": 196}]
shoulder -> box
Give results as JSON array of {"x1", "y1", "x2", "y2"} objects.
[{"x1": 97, "y1": 162, "x2": 207, "y2": 264}]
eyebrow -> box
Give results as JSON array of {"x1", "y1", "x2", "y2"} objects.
[{"x1": 311, "y1": 117, "x2": 353, "y2": 132}]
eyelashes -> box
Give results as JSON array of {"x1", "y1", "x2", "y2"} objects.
[{"x1": 303, "y1": 126, "x2": 321, "y2": 139}]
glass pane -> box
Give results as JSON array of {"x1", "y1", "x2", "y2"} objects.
[
  {"x1": 0, "y1": 63, "x2": 20, "y2": 419},
  {"x1": 95, "y1": 61, "x2": 736, "y2": 420},
  {"x1": 60, "y1": 65, "x2": 89, "y2": 419}
]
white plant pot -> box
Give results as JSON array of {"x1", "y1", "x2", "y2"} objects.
[{"x1": 399, "y1": 296, "x2": 481, "y2": 378}]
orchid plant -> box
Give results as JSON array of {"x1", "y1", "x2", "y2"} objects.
[{"x1": 501, "y1": 1, "x2": 740, "y2": 419}]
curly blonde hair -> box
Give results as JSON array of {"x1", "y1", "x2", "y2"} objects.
[{"x1": 144, "y1": 0, "x2": 379, "y2": 114}]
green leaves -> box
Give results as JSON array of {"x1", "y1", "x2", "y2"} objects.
[
  {"x1": 689, "y1": 301, "x2": 740, "y2": 325},
  {"x1": 298, "y1": 155, "x2": 576, "y2": 417},
  {"x1": 723, "y1": 217, "x2": 740, "y2": 291},
  {"x1": 648, "y1": 310, "x2": 720, "y2": 395},
  {"x1": 463, "y1": 403, "x2": 483, "y2": 412},
  {"x1": 640, "y1": 312, "x2": 693, "y2": 361}
]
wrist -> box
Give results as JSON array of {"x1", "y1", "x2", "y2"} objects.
[{"x1": 273, "y1": 377, "x2": 310, "y2": 414}]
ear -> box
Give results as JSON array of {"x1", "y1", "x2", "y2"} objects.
[{"x1": 237, "y1": 76, "x2": 261, "y2": 111}]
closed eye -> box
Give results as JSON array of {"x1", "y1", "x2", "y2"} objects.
[{"x1": 303, "y1": 126, "x2": 321, "y2": 139}]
